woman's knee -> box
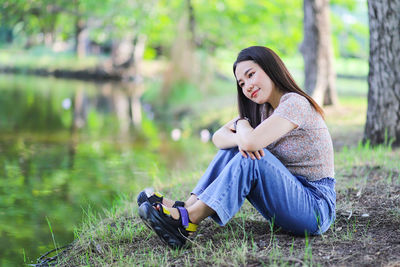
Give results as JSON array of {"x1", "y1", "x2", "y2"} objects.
[
  {"x1": 260, "y1": 149, "x2": 280, "y2": 163},
  {"x1": 214, "y1": 147, "x2": 238, "y2": 159},
  {"x1": 221, "y1": 147, "x2": 239, "y2": 154}
]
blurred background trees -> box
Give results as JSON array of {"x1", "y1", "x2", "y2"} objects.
[
  {"x1": 0, "y1": 0, "x2": 369, "y2": 101},
  {"x1": 2, "y1": 0, "x2": 388, "y2": 144},
  {"x1": 0, "y1": 0, "x2": 368, "y2": 65}
]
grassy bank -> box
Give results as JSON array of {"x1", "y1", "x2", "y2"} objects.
[
  {"x1": 33, "y1": 97, "x2": 400, "y2": 266},
  {"x1": 0, "y1": 47, "x2": 102, "y2": 71}
]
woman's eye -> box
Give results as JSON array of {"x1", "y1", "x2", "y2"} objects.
[
  {"x1": 248, "y1": 72, "x2": 254, "y2": 78},
  {"x1": 239, "y1": 82, "x2": 244, "y2": 87}
]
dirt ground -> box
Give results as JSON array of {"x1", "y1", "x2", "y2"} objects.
[{"x1": 194, "y1": 164, "x2": 400, "y2": 266}]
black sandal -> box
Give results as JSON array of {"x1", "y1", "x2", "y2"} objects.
[
  {"x1": 137, "y1": 191, "x2": 185, "y2": 208},
  {"x1": 138, "y1": 202, "x2": 198, "y2": 248}
]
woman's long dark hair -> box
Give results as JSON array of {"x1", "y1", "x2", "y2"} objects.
[{"x1": 233, "y1": 46, "x2": 324, "y2": 128}]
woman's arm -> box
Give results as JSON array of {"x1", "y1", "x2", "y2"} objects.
[
  {"x1": 235, "y1": 114, "x2": 297, "y2": 151},
  {"x1": 212, "y1": 117, "x2": 239, "y2": 149}
]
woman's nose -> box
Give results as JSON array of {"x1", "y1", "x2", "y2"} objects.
[{"x1": 246, "y1": 84, "x2": 253, "y2": 92}]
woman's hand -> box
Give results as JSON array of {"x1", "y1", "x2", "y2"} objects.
[
  {"x1": 212, "y1": 117, "x2": 240, "y2": 149},
  {"x1": 239, "y1": 147, "x2": 265, "y2": 160},
  {"x1": 228, "y1": 122, "x2": 236, "y2": 133}
]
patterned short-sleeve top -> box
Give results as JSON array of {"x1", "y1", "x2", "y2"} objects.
[{"x1": 267, "y1": 92, "x2": 334, "y2": 181}]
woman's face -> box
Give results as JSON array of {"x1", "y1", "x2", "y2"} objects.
[{"x1": 235, "y1": 60, "x2": 276, "y2": 105}]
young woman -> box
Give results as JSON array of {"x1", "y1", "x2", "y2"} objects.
[{"x1": 138, "y1": 46, "x2": 336, "y2": 248}]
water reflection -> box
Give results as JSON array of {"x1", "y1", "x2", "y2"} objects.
[{"x1": 0, "y1": 74, "x2": 213, "y2": 266}]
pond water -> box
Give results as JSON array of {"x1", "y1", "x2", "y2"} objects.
[{"x1": 0, "y1": 74, "x2": 215, "y2": 266}]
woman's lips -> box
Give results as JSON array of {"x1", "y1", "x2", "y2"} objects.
[{"x1": 251, "y1": 89, "x2": 260, "y2": 98}]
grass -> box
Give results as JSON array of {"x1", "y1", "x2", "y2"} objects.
[
  {"x1": 39, "y1": 95, "x2": 400, "y2": 267},
  {"x1": 46, "y1": 217, "x2": 58, "y2": 255}
]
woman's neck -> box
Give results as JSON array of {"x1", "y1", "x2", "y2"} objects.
[{"x1": 269, "y1": 90, "x2": 285, "y2": 109}]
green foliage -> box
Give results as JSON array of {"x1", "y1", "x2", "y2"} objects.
[
  {"x1": 1, "y1": 0, "x2": 368, "y2": 58},
  {"x1": 168, "y1": 82, "x2": 203, "y2": 108},
  {"x1": 193, "y1": 0, "x2": 303, "y2": 55},
  {"x1": 331, "y1": 0, "x2": 369, "y2": 58},
  {"x1": 143, "y1": 46, "x2": 157, "y2": 60}
]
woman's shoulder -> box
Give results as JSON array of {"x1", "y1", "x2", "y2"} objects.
[
  {"x1": 280, "y1": 92, "x2": 308, "y2": 104},
  {"x1": 277, "y1": 92, "x2": 311, "y2": 112},
  {"x1": 272, "y1": 93, "x2": 313, "y2": 128},
  {"x1": 278, "y1": 92, "x2": 326, "y2": 129}
]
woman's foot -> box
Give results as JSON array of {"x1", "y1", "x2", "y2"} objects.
[
  {"x1": 154, "y1": 204, "x2": 197, "y2": 236},
  {"x1": 154, "y1": 204, "x2": 180, "y2": 220},
  {"x1": 138, "y1": 202, "x2": 198, "y2": 248},
  {"x1": 156, "y1": 201, "x2": 214, "y2": 226},
  {"x1": 137, "y1": 191, "x2": 185, "y2": 208},
  {"x1": 153, "y1": 194, "x2": 177, "y2": 207},
  {"x1": 154, "y1": 203, "x2": 198, "y2": 236}
]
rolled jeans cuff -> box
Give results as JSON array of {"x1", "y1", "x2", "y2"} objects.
[{"x1": 197, "y1": 192, "x2": 230, "y2": 226}]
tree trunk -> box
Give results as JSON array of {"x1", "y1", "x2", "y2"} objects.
[
  {"x1": 363, "y1": 0, "x2": 400, "y2": 146},
  {"x1": 75, "y1": 18, "x2": 88, "y2": 58},
  {"x1": 187, "y1": 0, "x2": 196, "y2": 46},
  {"x1": 111, "y1": 37, "x2": 134, "y2": 69},
  {"x1": 128, "y1": 82, "x2": 144, "y2": 127},
  {"x1": 161, "y1": 13, "x2": 195, "y2": 103},
  {"x1": 301, "y1": 0, "x2": 338, "y2": 106},
  {"x1": 133, "y1": 34, "x2": 147, "y2": 76},
  {"x1": 72, "y1": 87, "x2": 88, "y2": 129},
  {"x1": 113, "y1": 88, "x2": 130, "y2": 136},
  {"x1": 44, "y1": 32, "x2": 54, "y2": 47}
]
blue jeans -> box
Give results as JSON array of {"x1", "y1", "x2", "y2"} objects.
[{"x1": 192, "y1": 148, "x2": 336, "y2": 235}]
